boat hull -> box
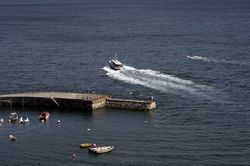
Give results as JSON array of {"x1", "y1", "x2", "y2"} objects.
[
  {"x1": 109, "y1": 60, "x2": 123, "y2": 70},
  {"x1": 19, "y1": 116, "x2": 29, "y2": 124},
  {"x1": 9, "y1": 112, "x2": 18, "y2": 122},
  {"x1": 39, "y1": 112, "x2": 50, "y2": 121},
  {"x1": 9, "y1": 135, "x2": 16, "y2": 141},
  {"x1": 89, "y1": 145, "x2": 114, "y2": 154},
  {"x1": 80, "y1": 143, "x2": 94, "y2": 148}
]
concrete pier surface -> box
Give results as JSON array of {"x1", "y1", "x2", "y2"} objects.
[
  {"x1": 0, "y1": 92, "x2": 156, "y2": 111},
  {"x1": 0, "y1": 92, "x2": 110, "y2": 110},
  {"x1": 0, "y1": 92, "x2": 108, "y2": 100}
]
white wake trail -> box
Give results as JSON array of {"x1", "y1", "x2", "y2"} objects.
[
  {"x1": 187, "y1": 55, "x2": 250, "y2": 66},
  {"x1": 103, "y1": 65, "x2": 214, "y2": 99}
]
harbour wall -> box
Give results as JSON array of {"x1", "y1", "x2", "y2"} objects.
[
  {"x1": 0, "y1": 92, "x2": 156, "y2": 111},
  {"x1": 106, "y1": 98, "x2": 156, "y2": 111}
]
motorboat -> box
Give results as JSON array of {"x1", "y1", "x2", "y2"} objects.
[
  {"x1": 19, "y1": 116, "x2": 29, "y2": 124},
  {"x1": 89, "y1": 145, "x2": 114, "y2": 154},
  {"x1": 39, "y1": 112, "x2": 50, "y2": 121},
  {"x1": 186, "y1": 54, "x2": 201, "y2": 60},
  {"x1": 80, "y1": 143, "x2": 96, "y2": 148},
  {"x1": 9, "y1": 112, "x2": 18, "y2": 122},
  {"x1": 109, "y1": 56, "x2": 123, "y2": 70}
]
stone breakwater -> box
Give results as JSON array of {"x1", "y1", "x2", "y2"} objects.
[{"x1": 0, "y1": 92, "x2": 156, "y2": 111}]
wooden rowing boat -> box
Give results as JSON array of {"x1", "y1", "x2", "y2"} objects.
[{"x1": 80, "y1": 143, "x2": 95, "y2": 148}]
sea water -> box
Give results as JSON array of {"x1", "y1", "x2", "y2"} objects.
[{"x1": 0, "y1": 0, "x2": 250, "y2": 165}]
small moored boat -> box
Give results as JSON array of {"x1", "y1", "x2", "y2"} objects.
[
  {"x1": 0, "y1": 118, "x2": 4, "y2": 124},
  {"x1": 19, "y1": 116, "x2": 29, "y2": 124},
  {"x1": 39, "y1": 112, "x2": 50, "y2": 121},
  {"x1": 109, "y1": 55, "x2": 123, "y2": 70},
  {"x1": 9, "y1": 112, "x2": 18, "y2": 122},
  {"x1": 9, "y1": 134, "x2": 16, "y2": 141},
  {"x1": 89, "y1": 145, "x2": 114, "y2": 154},
  {"x1": 80, "y1": 143, "x2": 96, "y2": 148}
]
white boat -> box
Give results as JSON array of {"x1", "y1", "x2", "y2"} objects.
[
  {"x1": 187, "y1": 54, "x2": 202, "y2": 60},
  {"x1": 9, "y1": 134, "x2": 16, "y2": 141},
  {"x1": 19, "y1": 116, "x2": 29, "y2": 124},
  {"x1": 89, "y1": 145, "x2": 114, "y2": 154},
  {"x1": 109, "y1": 56, "x2": 123, "y2": 70},
  {"x1": 0, "y1": 118, "x2": 4, "y2": 124},
  {"x1": 9, "y1": 112, "x2": 18, "y2": 122}
]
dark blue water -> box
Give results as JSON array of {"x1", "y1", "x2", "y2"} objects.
[{"x1": 0, "y1": 0, "x2": 250, "y2": 165}]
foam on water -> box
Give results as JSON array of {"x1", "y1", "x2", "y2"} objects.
[
  {"x1": 187, "y1": 55, "x2": 250, "y2": 66},
  {"x1": 103, "y1": 65, "x2": 215, "y2": 99}
]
